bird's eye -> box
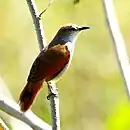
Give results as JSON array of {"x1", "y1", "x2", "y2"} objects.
[{"x1": 69, "y1": 27, "x2": 77, "y2": 31}]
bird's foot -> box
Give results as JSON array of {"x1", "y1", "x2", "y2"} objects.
[
  {"x1": 47, "y1": 91, "x2": 58, "y2": 100},
  {"x1": 47, "y1": 82, "x2": 58, "y2": 100}
]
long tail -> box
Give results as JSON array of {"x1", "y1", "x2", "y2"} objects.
[{"x1": 18, "y1": 80, "x2": 43, "y2": 112}]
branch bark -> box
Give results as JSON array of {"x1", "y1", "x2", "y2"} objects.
[
  {"x1": 0, "y1": 118, "x2": 9, "y2": 130},
  {"x1": 0, "y1": 76, "x2": 51, "y2": 130},
  {"x1": 0, "y1": 77, "x2": 32, "y2": 130},
  {"x1": 103, "y1": 0, "x2": 130, "y2": 97},
  {"x1": 0, "y1": 94, "x2": 51, "y2": 130},
  {"x1": 26, "y1": 0, "x2": 60, "y2": 130},
  {"x1": 47, "y1": 82, "x2": 60, "y2": 130},
  {"x1": 26, "y1": 0, "x2": 46, "y2": 51}
]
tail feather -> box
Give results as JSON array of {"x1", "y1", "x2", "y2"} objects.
[{"x1": 18, "y1": 80, "x2": 43, "y2": 112}]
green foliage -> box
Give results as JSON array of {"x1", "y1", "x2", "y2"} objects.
[{"x1": 106, "y1": 101, "x2": 130, "y2": 130}]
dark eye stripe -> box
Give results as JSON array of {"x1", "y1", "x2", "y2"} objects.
[
  {"x1": 60, "y1": 26, "x2": 78, "y2": 32},
  {"x1": 68, "y1": 27, "x2": 77, "y2": 31}
]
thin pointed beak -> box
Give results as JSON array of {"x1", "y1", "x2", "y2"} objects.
[{"x1": 78, "y1": 26, "x2": 90, "y2": 31}]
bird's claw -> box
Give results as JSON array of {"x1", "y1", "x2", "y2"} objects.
[
  {"x1": 47, "y1": 87, "x2": 58, "y2": 100},
  {"x1": 47, "y1": 92, "x2": 57, "y2": 100}
]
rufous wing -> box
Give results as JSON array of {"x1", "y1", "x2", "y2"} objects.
[{"x1": 28, "y1": 44, "x2": 70, "y2": 82}]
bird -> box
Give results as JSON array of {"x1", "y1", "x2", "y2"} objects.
[{"x1": 18, "y1": 24, "x2": 90, "y2": 112}]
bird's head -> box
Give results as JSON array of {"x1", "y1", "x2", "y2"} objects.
[{"x1": 54, "y1": 24, "x2": 90, "y2": 43}]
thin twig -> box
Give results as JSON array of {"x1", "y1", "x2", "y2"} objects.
[
  {"x1": 39, "y1": 0, "x2": 54, "y2": 18},
  {"x1": 26, "y1": 0, "x2": 60, "y2": 130},
  {"x1": 0, "y1": 118, "x2": 9, "y2": 130},
  {"x1": 0, "y1": 94, "x2": 51, "y2": 130},
  {"x1": 103, "y1": 0, "x2": 130, "y2": 97}
]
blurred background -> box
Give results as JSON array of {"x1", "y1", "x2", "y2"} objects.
[{"x1": 0, "y1": 0, "x2": 130, "y2": 130}]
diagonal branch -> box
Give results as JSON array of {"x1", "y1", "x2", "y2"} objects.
[
  {"x1": 26, "y1": 0, "x2": 60, "y2": 130},
  {"x1": 0, "y1": 77, "x2": 32, "y2": 130},
  {"x1": 0, "y1": 75, "x2": 51, "y2": 130},
  {"x1": 0, "y1": 94, "x2": 51, "y2": 130},
  {"x1": 0, "y1": 118, "x2": 9, "y2": 130},
  {"x1": 103, "y1": 0, "x2": 130, "y2": 97}
]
